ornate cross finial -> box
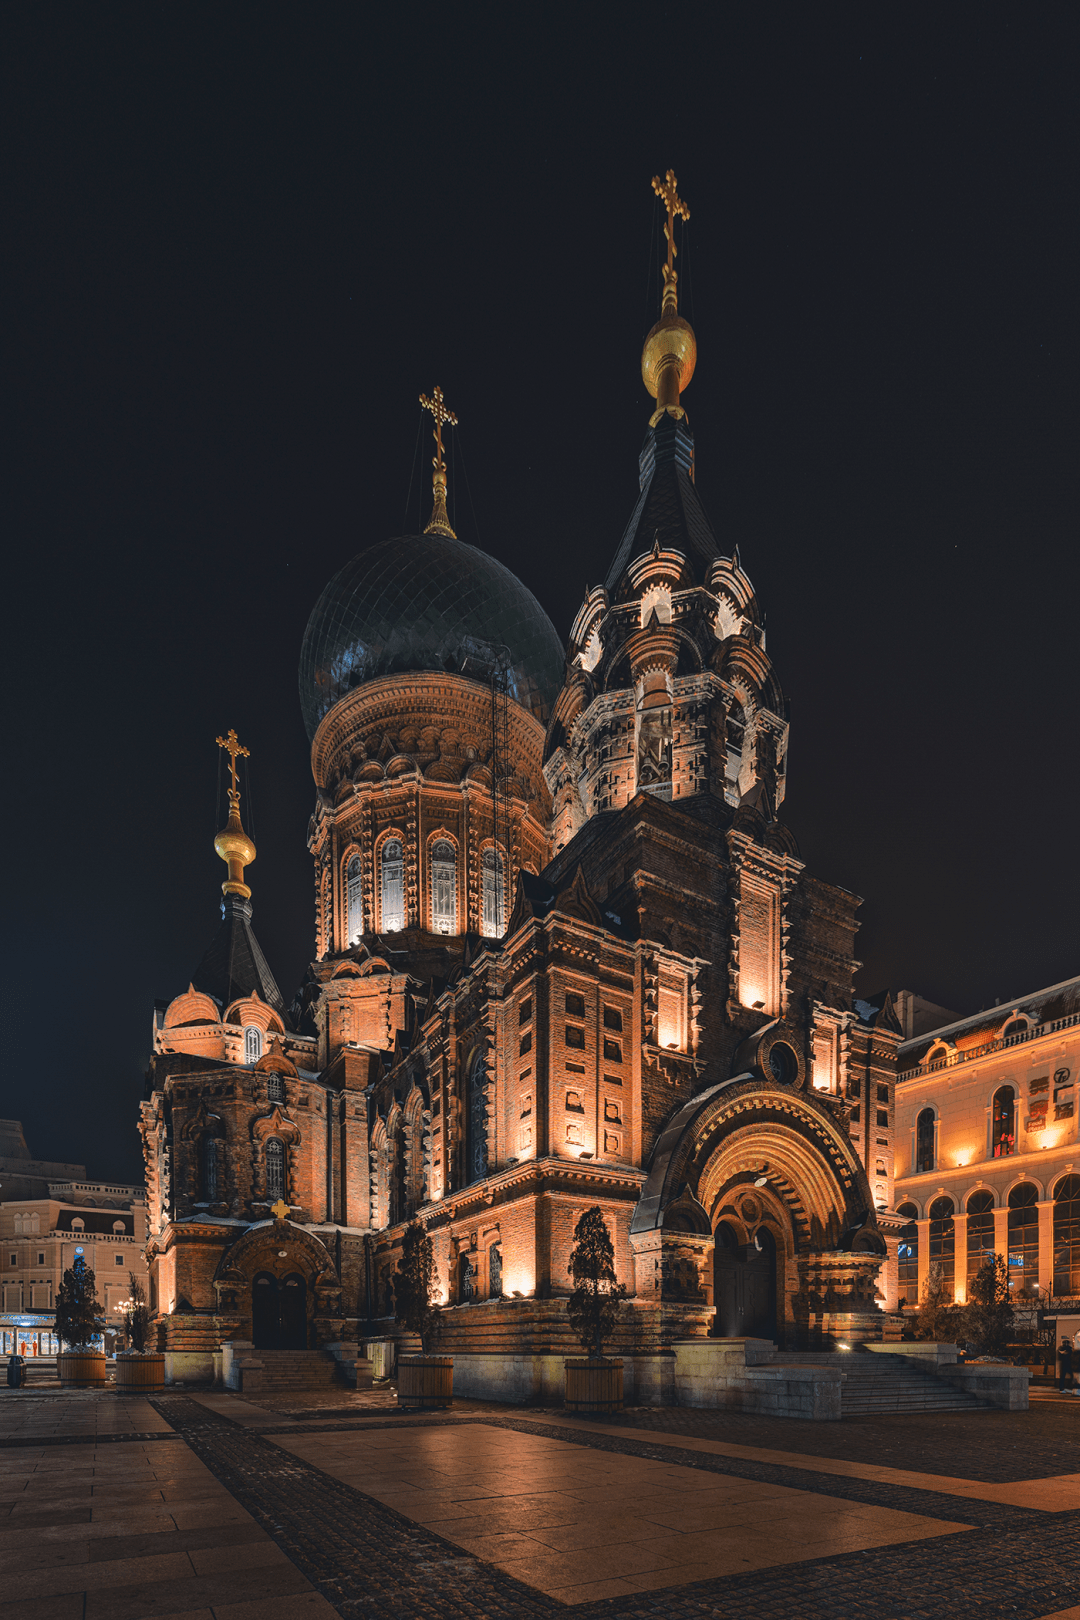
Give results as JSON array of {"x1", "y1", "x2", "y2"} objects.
[
  {"x1": 213, "y1": 729, "x2": 256, "y2": 900},
  {"x1": 651, "y1": 169, "x2": 690, "y2": 314},
  {"x1": 216, "y1": 728, "x2": 250, "y2": 801},
  {"x1": 270, "y1": 1198, "x2": 290, "y2": 1223},
  {"x1": 419, "y1": 385, "x2": 458, "y2": 538}
]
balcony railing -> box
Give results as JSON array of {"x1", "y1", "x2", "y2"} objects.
[{"x1": 899, "y1": 1010, "x2": 1080, "y2": 1082}]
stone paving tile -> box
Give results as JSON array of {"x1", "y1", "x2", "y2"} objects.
[{"x1": 151, "y1": 1395, "x2": 1080, "y2": 1618}]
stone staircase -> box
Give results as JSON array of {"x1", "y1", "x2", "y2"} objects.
[
  {"x1": 238, "y1": 1349, "x2": 343, "y2": 1395},
  {"x1": 769, "y1": 1349, "x2": 988, "y2": 1415}
]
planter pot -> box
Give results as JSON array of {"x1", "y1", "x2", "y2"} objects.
[
  {"x1": 564, "y1": 1357, "x2": 624, "y2": 1414},
  {"x1": 57, "y1": 1351, "x2": 108, "y2": 1389},
  {"x1": 114, "y1": 1353, "x2": 166, "y2": 1393},
  {"x1": 397, "y1": 1354, "x2": 453, "y2": 1409}
]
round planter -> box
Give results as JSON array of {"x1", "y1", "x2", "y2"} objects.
[
  {"x1": 397, "y1": 1354, "x2": 453, "y2": 1409},
  {"x1": 564, "y1": 1357, "x2": 624, "y2": 1414},
  {"x1": 57, "y1": 1350, "x2": 108, "y2": 1389},
  {"x1": 114, "y1": 1353, "x2": 165, "y2": 1393}
]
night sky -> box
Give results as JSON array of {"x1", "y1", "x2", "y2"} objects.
[{"x1": 6, "y1": 9, "x2": 1077, "y2": 1183}]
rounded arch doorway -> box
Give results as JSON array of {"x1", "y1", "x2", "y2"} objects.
[
  {"x1": 713, "y1": 1222, "x2": 777, "y2": 1341},
  {"x1": 252, "y1": 1271, "x2": 308, "y2": 1350}
]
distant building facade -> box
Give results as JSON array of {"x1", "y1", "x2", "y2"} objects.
[
  {"x1": 894, "y1": 977, "x2": 1080, "y2": 1346},
  {"x1": 0, "y1": 1121, "x2": 148, "y2": 1355}
]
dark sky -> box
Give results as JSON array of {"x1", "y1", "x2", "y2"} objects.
[{"x1": 5, "y1": 8, "x2": 1077, "y2": 1183}]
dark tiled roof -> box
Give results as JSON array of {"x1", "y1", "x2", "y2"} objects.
[
  {"x1": 191, "y1": 896, "x2": 285, "y2": 1015},
  {"x1": 605, "y1": 414, "x2": 719, "y2": 591}
]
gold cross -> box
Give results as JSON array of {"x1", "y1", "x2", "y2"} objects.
[
  {"x1": 419, "y1": 385, "x2": 458, "y2": 478},
  {"x1": 216, "y1": 728, "x2": 250, "y2": 798},
  {"x1": 270, "y1": 1198, "x2": 290, "y2": 1222},
  {"x1": 651, "y1": 168, "x2": 690, "y2": 283}
]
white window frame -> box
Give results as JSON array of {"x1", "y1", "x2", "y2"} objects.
[{"x1": 380, "y1": 840, "x2": 404, "y2": 933}]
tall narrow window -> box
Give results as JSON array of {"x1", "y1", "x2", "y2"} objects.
[
  {"x1": 1007, "y1": 1182, "x2": 1039, "y2": 1293},
  {"x1": 202, "y1": 1138, "x2": 218, "y2": 1203},
  {"x1": 488, "y1": 1244, "x2": 503, "y2": 1298},
  {"x1": 380, "y1": 840, "x2": 404, "y2": 933},
  {"x1": 992, "y1": 1088, "x2": 1016, "y2": 1158},
  {"x1": 897, "y1": 1203, "x2": 919, "y2": 1302},
  {"x1": 347, "y1": 855, "x2": 364, "y2": 943},
  {"x1": 244, "y1": 1026, "x2": 262, "y2": 1064},
  {"x1": 481, "y1": 846, "x2": 505, "y2": 938},
  {"x1": 430, "y1": 840, "x2": 457, "y2": 935},
  {"x1": 928, "y1": 1196, "x2": 955, "y2": 1298},
  {"x1": 266, "y1": 1140, "x2": 285, "y2": 1201},
  {"x1": 915, "y1": 1109, "x2": 935, "y2": 1173},
  {"x1": 267, "y1": 1072, "x2": 286, "y2": 1104},
  {"x1": 967, "y1": 1190, "x2": 995, "y2": 1269},
  {"x1": 1052, "y1": 1174, "x2": 1080, "y2": 1296}
]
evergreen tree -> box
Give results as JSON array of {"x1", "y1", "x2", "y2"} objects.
[
  {"x1": 915, "y1": 1262, "x2": 964, "y2": 1343},
  {"x1": 393, "y1": 1222, "x2": 441, "y2": 1354},
  {"x1": 567, "y1": 1207, "x2": 627, "y2": 1359},
  {"x1": 964, "y1": 1252, "x2": 1014, "y2": 1357},
  {"x1": 54, "y1": 1256, "x2": 103, "y2": 1351},
  {"x1": 123, "y1": 1272, "x2": 151, "y2": 1353}
]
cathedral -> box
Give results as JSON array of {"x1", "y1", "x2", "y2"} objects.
[{"x1": 140, "y1": 174, "x2": 902, "y2": 1395}]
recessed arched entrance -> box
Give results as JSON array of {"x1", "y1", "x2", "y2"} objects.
[
  {"x1": 252, "y1": 1271, "x2": 308, "y2": 1350},
  {"x1": 713, "y1": 1222, "x2": 777, "y2": 1340}
]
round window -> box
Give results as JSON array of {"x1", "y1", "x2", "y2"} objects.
[{"x1": 768, "y1": 1041, "x2": 799, "y2": 1084}]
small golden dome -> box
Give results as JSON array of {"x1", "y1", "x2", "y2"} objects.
[
  {"x1": 214, "y1": 816, "x2": 257, "y2": 872},
  {"x1": 642, "y1": 313, "x2": 697, "y2": 403}
]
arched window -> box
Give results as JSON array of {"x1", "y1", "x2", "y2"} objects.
[
  {"x1": 347, "y1": 855, "x2": 364, "y2": 944},
  {"x1": 267, "y1": 1072, "x2": 286, "y2": 1104},
  {"x1": 459, "y1": 1253, "x2": 475, "y2": 1302},
  {"x1": 1007, "y1": 1182, "x2": 1039, "y2": 1293},
  {"x1": 244, "y1": 1027, "x2": 262, "y2": 1064},
  {"x1": 992, "y1": 1087, "x2": 1016, "y2": 1158},
  {"x1": 202, "y1": 1137, "x2": 218, "y2": 1203},
  {"x1": 265, "y1": 1140, "x2": 285, "y2": 1202},
  {"x1": 1052, "y1": 1174, "x2": 1080, "y2": 1296},
  {"x1": 380, "y1": 841, "x2": 404, "y2": 933},
  {"x1": 481, "y1": 846, "x2": 505, "y2": 938},
  {"x1": 916, "y1": 1108, "x2": 935, "y2": 1173},
  {"x1": 488, "y1": 1243, "x2": 503, "y2": 1298},
  {"x1": 430, "y1": 840, "x2": 457, "y2": 935},
  {"x1": 967, "y1": 1189, "x2": 995, "y2": 1268},
  {"x1": 928, "y1": 1196, "x2": 955, "y2": 1297},
  {"x1": 897, "y1": 1203, "x2": 918, "y2": 1302},
  {"x1": 71, "y1": 1218, "x2": 84, "y2": 1232},
  {"x1": 1002, "y1": 1018, "x2": 1027, "y2": 1038}
]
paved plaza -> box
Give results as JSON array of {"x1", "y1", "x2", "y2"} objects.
[{"x1": 1, "y1": 1386, "x2": 1078, "y2": 1619}]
